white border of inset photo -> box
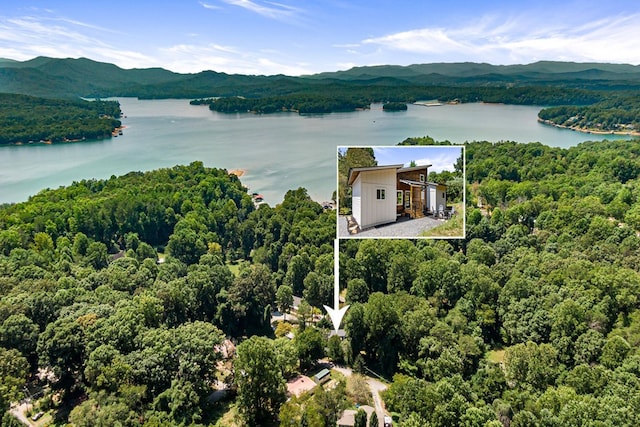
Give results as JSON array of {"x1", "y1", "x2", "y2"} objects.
[{"x1": 337, "y1": 145, "x2": 466, "y2": 239}]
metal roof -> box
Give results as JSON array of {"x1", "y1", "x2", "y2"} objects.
[
  {"x1": 397, "y1": 164, "x2": 432, "y2": 172},
  {"x1": 347, "y1": 164, "x2": 403, "y2": 185}
]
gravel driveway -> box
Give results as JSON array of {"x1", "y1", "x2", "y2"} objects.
[{"x1": 338, "y1": 215, "x2": 443, "y2": 238}]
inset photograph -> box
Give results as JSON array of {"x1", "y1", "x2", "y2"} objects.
[{"x1": 338, "y1": 145, "x2": 465, "y2": 238}]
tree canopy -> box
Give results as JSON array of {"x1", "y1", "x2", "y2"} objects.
[
  {"x1": 0, "y1": 93, "x2": 121, "y2": 144},
  {"x1": 3, "y1": 137, "x2": 640, "y2": 425}
]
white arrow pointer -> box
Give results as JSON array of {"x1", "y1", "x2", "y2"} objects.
[{"x1": 324, "y1": 239, "x2": 349, "y2": 333}]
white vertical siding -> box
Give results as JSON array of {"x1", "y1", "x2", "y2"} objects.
[
  {"x1": 359, "y1": 169, "x2": 396, "y2": 229},
  {"x1": 352, "y1": 175, "x2": 362, "y2": 227}
]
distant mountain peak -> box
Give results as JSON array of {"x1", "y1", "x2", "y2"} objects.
[{"x1": 2, "y1": 56, "x2": 639, "y2": 99}]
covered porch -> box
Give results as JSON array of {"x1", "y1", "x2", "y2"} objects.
[{"x1": 397, "y1": 179, "x2": 429, "y2": 218}]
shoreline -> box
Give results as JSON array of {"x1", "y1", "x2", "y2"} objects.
[
  {"x1": 5, "y1": 125, "x2": 128, "y2": 146},
  {"x1": 111, "y1": 125, "x2": 126, "y2": 137},
  {"x1": 538, "y1": 118, "x2": 640, "y2": 137}
]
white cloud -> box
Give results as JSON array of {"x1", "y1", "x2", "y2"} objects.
[
  {"x1": 332, "y1": 43, "x2": 360, "y2": 48},
  {"x1": 408, "y1": 158, "x2": 432, "y2": 167},
  {"x1": 374, "y1": 147, "x2": 461, "y2": 173},
  {"x1": 256, "y1": 57, "x2": 311, "y2": 75},
  {"x1": 361, "y1": 13, "x2": 640, "y2": 65},
  {"x1": 0, "y1": 11, "x2": 315, "y2": 74},
  {"x1": 0, "y1": 15, "x2": 155, "y2": 68},
  {"x1": 219, "y1": 0, "x2": 303, "y2": 21},
  {"x1": 364, "y1": 28, "x2": 470, "y2": 55},
  {"x1": 199, "y1": 1, "x2": 222, "y2": 10},
  {"x1": 158, "y1": 43, "x2": 313, "y2": 75},
  {"x1": 335, "y1": 62, "x2": 357, "y2": 70},
  {"x1": 163, "y1": 42, "x2": 238, "y2": 55},
  {"x1": 410, "y1": 156, "x2": 456, "y2": 173}
]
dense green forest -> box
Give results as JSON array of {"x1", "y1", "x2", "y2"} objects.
[
  {"x1": 0, "y1": 162, "x2": 336, "y2": 426},
  {"x1": 342, "y1": 138, "x2": 640, "y2": 426},
  {"x1": 3, "y1": 139, "x2": 640, "y2": 426},
  {"x1": 0, "y1": 94, "x2": 121, "y2": 144},
  {"x1": 382, "y1": 102, "x2": 408, "y2": 111},
  {"x1": 538, "y1": 94, "x2": 640, "y2": 134},
  {"x1": 192, "y1": 85, "x2": 603, "y2": 115}
]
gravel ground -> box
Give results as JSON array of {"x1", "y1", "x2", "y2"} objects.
[
  {"x1": 338, "y1": 215, "x2": 444, "y2": 238},
  {"x1": 338, "y1": 215, "x2": 351, "y2": 237}
]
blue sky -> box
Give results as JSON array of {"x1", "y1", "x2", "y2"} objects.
[
  {"x1": 373, "y1": 146, "x2": 462, "y2": 174},
  {"x1": 339, "y1": 146, "x2": 462, "y2": 173},
  {"x1": 0, "y1": 1, "x2": 638, "y2": 75}
]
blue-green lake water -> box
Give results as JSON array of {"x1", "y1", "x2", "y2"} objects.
[{"x1": 0, "y1": 99, "x2": 633, "y2": 204}]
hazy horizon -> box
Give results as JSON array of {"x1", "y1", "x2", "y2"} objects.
[{"x1": 1, "y1": 1, "x2": 638, "y2": 76}]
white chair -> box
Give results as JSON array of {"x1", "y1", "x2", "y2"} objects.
[{"x1": 438, "y1": 204, "x2": 444, "y2": 219}]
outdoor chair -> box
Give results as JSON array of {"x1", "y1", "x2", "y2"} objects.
[{"x1": 446, "y1": 205, "x2": 455, "y2": 219}]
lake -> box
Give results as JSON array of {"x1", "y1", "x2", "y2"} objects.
[{"x1": 0, "y1": 99, "x2": 633, "y2": 204}]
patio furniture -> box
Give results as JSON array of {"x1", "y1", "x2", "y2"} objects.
[{"x1": 446, "y1": 205, "x2": 456, "y2": 219}]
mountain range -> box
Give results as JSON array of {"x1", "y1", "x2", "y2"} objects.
[{"x1": 1, "y1": 56, "x2": 640, "y2": 99}]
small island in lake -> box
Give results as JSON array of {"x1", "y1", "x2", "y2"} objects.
[{"x1": 383, "y1": 102, "x2": 408, "y2": 111}]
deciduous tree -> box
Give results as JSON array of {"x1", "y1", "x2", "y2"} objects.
[{"x1": 235, "y1": 336, "x2": 287, "y2": 426}]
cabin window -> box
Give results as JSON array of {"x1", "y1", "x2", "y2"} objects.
[
  {"x1": 376, "y1": 189, "x2": 386, "y2": 200},
  {"x1": 396, "y1": 191, "x2": 403, "y2": 205},
  {"x1": 442, "y1": 192, "x2": 445, "y2": 198},
  {"x1": 420, "y1": 174, "x2": 425, "y2": 182},
  {"x1": 405, "y1": 190, "x2": 410, "y2": 208}
]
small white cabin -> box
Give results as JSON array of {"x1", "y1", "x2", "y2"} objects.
[{"x1": 348, "y1": 165, "x2": 402, "y2": 230}]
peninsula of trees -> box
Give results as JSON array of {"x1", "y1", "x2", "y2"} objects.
[
  {"x1": 538, "y1": 94, "x2": 640, "y2": 135},
  {"x1": 191, "y1": 86, "x2": 601, "y2": 115},
  {"x1": 0, "y1": 94, "x2": 121, "y2": 145},
  {"x1": 190, "y1": 94, "x2": 370, "y2": 114}
]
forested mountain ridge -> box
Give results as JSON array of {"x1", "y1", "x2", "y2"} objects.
[
  {"x1": 0, "y1": 56, "x2": 303, "y2": 99},
  {"x1": 310, "y1": 61, "x2": 640, "y2": 78},
  {"x1": 0, "y1": 56, "x2": 186, "y2": 98},
  {"x1": 308, "y1": 60, "x2": 640, "y2": 88},
  {"x1": 4, "y1": 56, "x2": 640, "y2": 120},
  {"x1": 2, "y1": 56, "x2": 640, "y2": 99}
]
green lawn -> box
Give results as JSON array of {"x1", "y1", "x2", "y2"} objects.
[{"x1": 421, "y1": 202, "x2": 464, "y2": 237}]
